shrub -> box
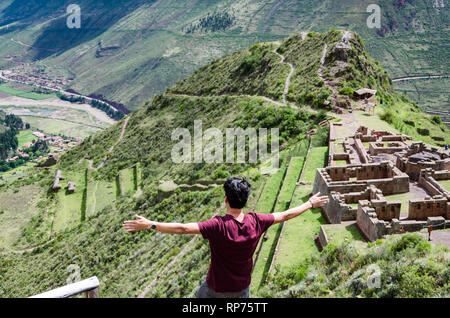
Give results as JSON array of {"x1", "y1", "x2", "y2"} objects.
[
  {"x1": 391, "y1": 233, "x2": 425, "y2": 253},
  {"x1": 214, "y1": 169, "x2": 230, "y2": 179},
  {"x1": 431, "y1": 115, "x2": 442, "y2": 125},
  {"x1": 403, "y1": 120, "x2": 415, "y2": 127},
  {"x1": 240, "y1": 53, "x2": 262, "y2": 74},
  {"x1": 380, "y1": 109, "x2": 394, "y2": 124},
  {"x1": 417, "y1": 128, "x2": 430, "y2": 136},
  {"x1": 338, "y1": 86, "x2": 355, "y2": 97}
]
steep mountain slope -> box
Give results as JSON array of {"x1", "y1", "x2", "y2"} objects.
[
  {"x1": 0, "y1": 0, "x2": 447, "y2": 112},
  {"x1": 0, "y1": 30, "x2": 447, "y2": 298}
]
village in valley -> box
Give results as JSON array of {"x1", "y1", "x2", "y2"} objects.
[{"x1": 8, "y1": 130, "x2": 80, "y2": 164}]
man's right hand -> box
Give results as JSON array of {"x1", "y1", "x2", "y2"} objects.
[{"x1": 309, "y1": 192, "x2": 329, "y2": 208}]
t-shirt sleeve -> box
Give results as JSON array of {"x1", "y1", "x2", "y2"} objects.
[
  {"x1": 198, "y1": 217, "x2": 220, "y2": 240},
  {"x1": 255, "y1": 213, "x2": 275, "y2": 234}
]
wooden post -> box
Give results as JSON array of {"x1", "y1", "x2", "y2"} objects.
[{"x1": 85, "y1": 287, "x2": 99, "y2": 298}]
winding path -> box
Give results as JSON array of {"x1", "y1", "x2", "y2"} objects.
[
  {"x1": 273, "y1": 50, "x2": 294, "y2": 105},
  {"x1": 79, "y1": 115, "x2": 131, "y2": 171},
  {"x1": 167, "y1": 36, "x2": 320, "y2": 115}
]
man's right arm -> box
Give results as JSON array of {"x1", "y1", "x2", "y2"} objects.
[{"x1": 272, "y1": 193, "x2": 329, "y2": 225}]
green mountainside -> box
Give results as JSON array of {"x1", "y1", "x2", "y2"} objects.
[
  {"x1": 0, "y1": 0, "x2": 447, "y2": 113},
  {"x1": 0, "y1": 30, "x2": 448, "y2": 298}
]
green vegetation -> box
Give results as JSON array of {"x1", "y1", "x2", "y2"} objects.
[
  {"x1": 17, "y1": 130, "x2": 37, "y2": 147},
  {"x1": 0, "y1": 83, "x2": 55, "y2": 100},
  {"x1": 0, "y1": 26, "x2": 448, "y2": 298},
  {"x1": 271, "y1": 185, "x2": 326, "y2": 271},
  {"x1": 275, "y1": 156, "x2": 305, "y2": 211},
  {"x1": 302, "y1": 147, "x2": 328, "y2": 182},
  {"x1": 169, "y1": 42, "x2": 289, "y2": 101},
  {"x1": 0, "y1": 184, "x2": 44, "y2": 250},
  {"x1": 254, "y1": 169, "x2": 286, "y2": 214},
  {"x1": 259, "y1": 234, "x2": 449, "y2": 298},
  {"x1": 322, "y1": 224, "x2": 365, "y2": 246},
  {"x1": 335, "y1": 160, "x2": 348, "y2": 166},
  {"x1": 437, "y1": 180, "x2": 450, "y2": 192}
]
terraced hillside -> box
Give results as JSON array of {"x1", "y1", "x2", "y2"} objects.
[
  {"x1": 0, "y1": 0, "x2": 447, "y2": 114},
  {"x1": 0, "y1": 30, "x2": 448, "y2": 298}
]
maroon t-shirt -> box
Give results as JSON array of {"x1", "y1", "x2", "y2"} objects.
[{"x1": 198, "y1": 212, "x2": 275, "y2": 293}]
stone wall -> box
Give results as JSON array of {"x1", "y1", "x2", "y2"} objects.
[
  {"x1": 319, "y1": 225, "x2": 329, "y2": 248},
  {"x1": 354, "y1": 138, "x2": 370, "y2": 163},
  {"x1": 409, "y1": 196, "x2": 448, "y2": 220},
  {"x1": 369, "y1": 141, "x2": 407, "y2": 155},
  {"x1": 356, "y1": 204, "x2": 387, "y2": 241}
]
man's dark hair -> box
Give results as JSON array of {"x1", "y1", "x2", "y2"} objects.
[{"x1": 224, "y1": 177, "x2": 251, "y2": 209}]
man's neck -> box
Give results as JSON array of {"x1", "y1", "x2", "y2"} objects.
[{"x1": 226, "y1": 207, "x2": 244, "y2": 221}]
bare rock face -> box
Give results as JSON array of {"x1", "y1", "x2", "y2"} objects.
[
  {"x1": 326, "y1": 42, "x2": 352, "y2": 63},
  {"x1": 408, "y1": 152, "x2": 441, "y2": 163},
  {"x1": 39, "y1": 154, "x2": 57, "y2": 167},
  {"x1": 329, "y1": 61, "x2": 350, "y2": 77},
  {"x1": 336, "y1": 95, "x2": 351, "y2": 108}
]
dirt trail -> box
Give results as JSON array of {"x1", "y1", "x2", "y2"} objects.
[
  {"x1": 79, "y1": 116, "x2": 130, "y2": 171},
  {"x1": 273, "y1": 50, "x2": 294, "y2": 105},
  {"x1": 167, "y1": 37, "x2": 320, "y2": 115}
]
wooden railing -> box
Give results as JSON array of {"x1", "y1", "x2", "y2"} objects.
[{"x1": 29, "y1": 276, "x2": 99, "y2": 298}]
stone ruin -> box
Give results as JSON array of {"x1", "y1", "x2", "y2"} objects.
[
  {"x1": 395, "y1": 142, "x2": 450, "y2": 181},
  {"x1": 315, "y1": 125, "x2": 450, "y2": 241},
  {"x1": 53, "y1": 170, "x2": 64, "y2": 192},
  {"x1": 67, "y1": 182, "x2": 76, "y2": 194}
]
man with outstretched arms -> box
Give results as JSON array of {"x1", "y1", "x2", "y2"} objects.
[{"x1": 123, "y1": 177, "x2": 329, "y2": 298}]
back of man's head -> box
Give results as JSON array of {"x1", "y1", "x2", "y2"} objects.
[{"x1": 224, "y1": 177, "x2": 251, "y2": 209}]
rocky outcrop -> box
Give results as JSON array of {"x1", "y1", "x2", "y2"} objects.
[{"x1": 39, "y1": 154, "x2": 57, "y2": 167}]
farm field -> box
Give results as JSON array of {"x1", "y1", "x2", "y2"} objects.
[
  {"x1": 119, "y1": 168, "x2": 135, "y2": 196},
  {"x1": 251, "y1": 167, "x2": 286, "y2": 292},
  {"x1": 0, "y1": 83, "x2": 56, "y2": 100},
  {"x1": 0, "y1": 162, "x2": 34, "y2": 185},
  {"x1": 0, "y1": 184, "x2": 44, "y2": 251},
  {"x1": 17, "y1": 130, "x2": 37, "y2": 147},
  {"x1": 302, "y1": 147, "x2": 328, "y2": 182},
  {"x1": 394, "y1": 78, "x2": 449, "y2": 117},
  {"x1": 17, "y1": 116, "x2": 101, "y2": 139},
  {"x1": 272, "y1": 144, "x2": 329, "y2": 269},
  {"x1": 275, "y1": 156, "x2": 305, "y2": 212},
  {"x1": 86, "y1": 178, "x2": 117, "y2": 218},
  {"x1": 273, "y1": 185, "x2": 326, "y2": 268},
  {"x1": 52, "y1": 169, "x2": 87, "y2": 232}
]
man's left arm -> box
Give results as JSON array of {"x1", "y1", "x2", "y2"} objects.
[{"x1": 123, "y1": 215, "x2": 201, "y2": 234}]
